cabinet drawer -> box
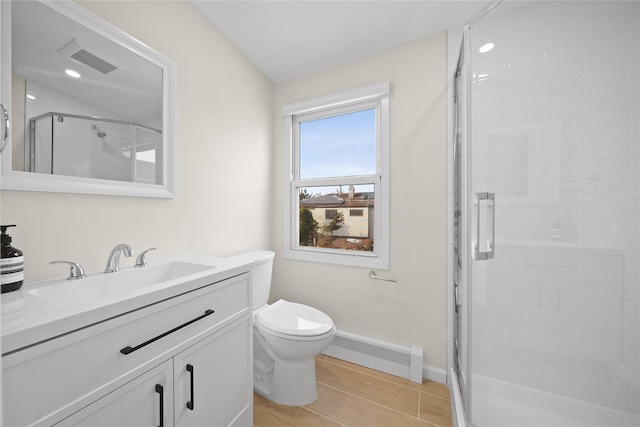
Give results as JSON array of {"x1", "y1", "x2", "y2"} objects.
[{"x1": 2, "y1": 273, "x2": 250, "y2": 427}]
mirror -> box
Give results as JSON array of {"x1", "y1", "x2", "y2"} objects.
[{"x1": 0, "y1": 0, "x2": 175, "y2": 197}]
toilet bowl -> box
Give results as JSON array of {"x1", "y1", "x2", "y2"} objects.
[
  {"x1": 253, "y1": 300, "x2": 335, "y2": 405},
  {"x1": 239, "y1": 250, "x2": 335, "y2": 406}
]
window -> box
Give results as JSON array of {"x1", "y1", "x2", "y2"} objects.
[
  {"x1": 325, "y1": 209, "x2": 339, "y2": 220},
  {"x1": 283, "y1": 82, "x2": 389, "y2": 269}
]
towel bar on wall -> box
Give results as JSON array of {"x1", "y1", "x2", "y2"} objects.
[{"x1": 369, "y1": 271, "x2": 397, "y2": 284}]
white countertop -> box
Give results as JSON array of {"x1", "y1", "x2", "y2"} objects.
[{"x1": 1, "y1": 254, "x2": 254, "y2": 355}]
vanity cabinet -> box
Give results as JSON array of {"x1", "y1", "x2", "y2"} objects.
[
  {"x1": 1, "y1": 273, "x2": 253, "y2": 427},
  {"x1": 57, "y1": 317, "x2": 251, "y2": 427}
]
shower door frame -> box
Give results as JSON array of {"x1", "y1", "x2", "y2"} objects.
[{"x1": 452, "y1": 27, "x2": 472, "y2": 420}]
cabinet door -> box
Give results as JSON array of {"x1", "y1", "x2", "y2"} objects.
[
  {"x1": 174, "y1": 317, "x2": 252, "y2": 427},
  {"x1": 55, "y1": 360, "x2": 174, "y2": 427}
]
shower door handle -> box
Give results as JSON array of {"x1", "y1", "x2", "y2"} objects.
[
  {"x1": 474, "y1": 192, "x2": 495, "y2": 260},
  {"x1": 0, "y1": 104, "x2": 9, "y2": 153}
]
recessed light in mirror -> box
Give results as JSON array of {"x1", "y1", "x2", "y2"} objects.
[
  {"x1": 479, "y1": 43, "x2": 494, "y2": 53},
  {"x1": 26, "y1": 94, "x2": 36, "y2": 100},
  {"x1": 65, "y1": 69, "x2": 81, "y2": 78}
]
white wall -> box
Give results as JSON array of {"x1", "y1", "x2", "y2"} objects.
[
  {"x1": 0, "y1": 0, "x2": 274, "y2": 282},
  {"x1": 273, "y1": 34, "x2": 449, "y2": 372}
]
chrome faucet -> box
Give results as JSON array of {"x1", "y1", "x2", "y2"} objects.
[
  {"x1": 134, "y1": 247, "x2": 156, "y2": 268},
  {"x1": 50, "y1": 260, "x2": 87, "y2": 280},
  {"x1": 104, "y1": 244, "x2": 133, "y2": 273}
]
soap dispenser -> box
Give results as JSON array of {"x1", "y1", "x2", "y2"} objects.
[{"x1": 1, "y1": 225, "x2": 24, "y2": 293}]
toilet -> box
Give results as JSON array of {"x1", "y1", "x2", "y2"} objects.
[{"x1": 242, "y1": 250, "x2": 335, "y2": 406}]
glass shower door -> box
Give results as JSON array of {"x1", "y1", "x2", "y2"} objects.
[{"x1": 465, "y1": 1, "x2": 640, "y2": 426}]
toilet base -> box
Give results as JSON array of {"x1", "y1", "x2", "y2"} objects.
[{"x1": 254, "y1": 357, "x2": 318, "y2": 406}]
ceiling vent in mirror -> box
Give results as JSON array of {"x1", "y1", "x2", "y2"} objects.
[{"x1": 58, "y1": 39, "x2": 117, "y2": 75}]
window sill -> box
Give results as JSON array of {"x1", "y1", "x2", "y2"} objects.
[{"x1": 284, "y1": 246, "x2": 389, "y2": 270}]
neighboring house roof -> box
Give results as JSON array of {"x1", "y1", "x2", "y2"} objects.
[
  {"x1": 301, "y1": 194, "x2": 344, "y2": 205},
  {"x1": 300, "y1": 192, "x2": 374, "y2": 208}
]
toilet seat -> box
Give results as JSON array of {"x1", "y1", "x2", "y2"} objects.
[{"x1": 255, "y1": 299, "x2": 334, "y2": 339}]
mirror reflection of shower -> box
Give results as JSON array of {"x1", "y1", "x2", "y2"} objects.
[
  {"x1": 90, "y1": 124, "x2": 107, "y2": 138},
  {"x1": 29, "y1": 111, "x2": 162, "y2": 184}
]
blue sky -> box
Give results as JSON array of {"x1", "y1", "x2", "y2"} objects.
[{"x1": 299, "y1": 108, "x2": 376, "y2": 181}]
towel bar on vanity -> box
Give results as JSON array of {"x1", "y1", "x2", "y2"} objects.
[{"x1": 369, "y1": 271, "x2": 397, "y2": 284}]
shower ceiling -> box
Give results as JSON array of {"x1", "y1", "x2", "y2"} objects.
[{"x1": 191, "y1": 1, "x2": 487, "y2": 83}]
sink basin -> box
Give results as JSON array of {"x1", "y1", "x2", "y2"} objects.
[{"x1": 28, "y1": 261, "x2": 215, "y2": 309}]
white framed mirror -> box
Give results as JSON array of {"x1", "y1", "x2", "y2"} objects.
[{"x1": 0, "y1": 0, "x2": 175, "y2": 198}]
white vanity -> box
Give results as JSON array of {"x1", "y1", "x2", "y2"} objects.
[{"x1": 1, "y1": 255, "x2": 254, "y2": 427}]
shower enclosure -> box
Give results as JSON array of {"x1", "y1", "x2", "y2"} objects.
[
  {"x1": 29, "y1": 112, "x2": 162, "y2": 184},
  {"x1": 450, "y1": 1, "x2": 639, "y2": 426}
]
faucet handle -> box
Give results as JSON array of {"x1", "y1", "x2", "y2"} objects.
[
  {"x1": 134, "y1": 247, "x2": 156, "y2": 268},
  {"x1": 50, "y1": 260, "x2": 87, "y2": 280}
]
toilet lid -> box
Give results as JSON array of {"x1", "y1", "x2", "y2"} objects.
[{"x1": 256, "y1": 299, "x2": 334, "y2": 337}]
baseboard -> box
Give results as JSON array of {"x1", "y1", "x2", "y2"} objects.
[
  {"x1": 423, "y1": 364, "x2": 447, "y2": 384},
  {"x1": 321, "y1": 329, "x2": 446, "y2": 385}
]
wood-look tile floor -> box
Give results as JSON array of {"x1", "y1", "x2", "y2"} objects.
[{"x1": 253, "y1": 355, "x2": 453, "y2": 427}]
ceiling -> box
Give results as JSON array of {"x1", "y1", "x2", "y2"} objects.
[
  {"x1": 191, "y1": 1, "x2": 489, "y2": 83},
  {"x1": 13, "y1": 1, "x2": 162, "y2": 125}
]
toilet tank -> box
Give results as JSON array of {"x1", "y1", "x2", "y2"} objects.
[{"x1": 234, "y1": 250, "x2": 274, "y2": 309}]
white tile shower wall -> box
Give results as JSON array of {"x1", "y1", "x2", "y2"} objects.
[{"x1": 470, "y1": 1, "x2": 639, "y2": 415}]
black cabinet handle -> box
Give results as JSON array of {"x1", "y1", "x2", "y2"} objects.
[
  {"x1": 186, "y1": 364, "x2": 195, "y2": 410},
  {"x1": 120, "y1": 310, "x2": 215, "y2": 355},
  {"x1": 155, "y1": 384, "x2": 164, "y2": 427}
]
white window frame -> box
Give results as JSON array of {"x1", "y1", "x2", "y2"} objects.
[{"x1": 283, "y1": 82, "x2": 390, "y2": 269}]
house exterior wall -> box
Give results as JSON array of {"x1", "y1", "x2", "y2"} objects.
[{"x1": 311, "y1": 207, "x2": 370, "y2": 238}]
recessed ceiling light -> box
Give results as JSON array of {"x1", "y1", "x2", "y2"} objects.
[
  {"x1": 479, "y1": 43, "x2": 494, "y2": 53},
  {"x1": 26, "y1": 94, "x2": 36, "y2": 100},
  {"x1": 65, "y1": 69, "x2": 81, "y2": 78}
]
